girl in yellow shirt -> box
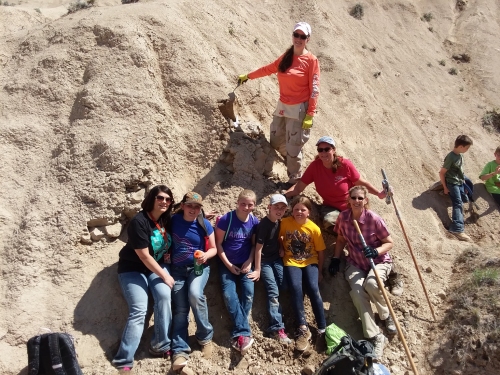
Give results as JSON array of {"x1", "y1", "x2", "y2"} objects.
[{"x1": 279, "y1": 196, "x2": 326, "y2": 352}]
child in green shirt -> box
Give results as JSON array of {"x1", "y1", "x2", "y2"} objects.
[{"x1": 479, "y1": 146, "x2": 500, "y2": 207}]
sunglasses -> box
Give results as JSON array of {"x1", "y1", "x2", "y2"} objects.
[
  {"x1": 350, "y1": 196, "x2": 365, "y2": 201},
  {"x1": 317, "y1": 147, "x2": 332, "y2": 153},
  {"x1": 292, "y1": 32, "x2": 308, "y2": 40},
  {"x1": 155, "y1": 195, "x2": 172, "y2": 203}
]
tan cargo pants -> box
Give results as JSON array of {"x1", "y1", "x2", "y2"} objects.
[
  {"x1": 270, "y1": 101, "x2": 310, "y2": 181},
  {"x1": 345, "y1": 262, "x2": 392, "y2": 339}
]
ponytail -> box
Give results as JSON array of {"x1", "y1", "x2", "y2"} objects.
[{"x1": 278, "y1": 45, "x2": 295, "y2": 73}]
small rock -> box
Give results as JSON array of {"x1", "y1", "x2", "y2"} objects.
[
  {"x1": 180, "y1": 366, "x2": 195, "y2": 375},
  {"x1": 425, "y1": 266, "x2": 432, "y2": 273},
  {"x1": 90, "y1": 227, "x2": 105, "y2": 241},
  {"x1": 302, "y1": 364, "x2": 315, "y2": 375},
  {"x1": 437, "y1": 290, "x2": 447, "y2": 300},
  {"x1": 80, "y1": 232, "x2": 92, "y2": 245},
  {"x1": 129, "y1": 190, "x2": 144, "y2": 204},
  {"x1": 104, "y1": 222, "x2": 122, "y2": 238}
]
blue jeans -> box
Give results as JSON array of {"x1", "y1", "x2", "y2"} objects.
[
  {"x1": 171, "y1": 264, "x2": 213, "y2": 356},
  {"x1": 285, "y1": 264, "x2": 326, "y2": 330},
  {"x1": 447, "y1": 182, "x2": 465, "y2": 233},
  {"x1": 219, "y1": 260, "x2": 254, "y2": 337},
  {"x1": 112, "y1": 266, "x2": 172, "y2": 369},
  {"x1": 261, "y1": 259, "x2": 287, "y2": 332}
]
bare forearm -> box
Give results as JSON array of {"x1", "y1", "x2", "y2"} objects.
[
  {"x1": 284, "y1": 180, "x2": 307, "y2": 199},
  {"x1": 254, "y1": 245, "x2": 263, "y2": 272},
  {"x1": 318, "y1": 251, "x2": 324, "y2": 271},
  {"x1": 139, "y1": 254, "x2": 169, "y2": 279},
  {"x1": 355, "y1": 178, "x2": 385, "y2": 198},
  {"x1": 334, "y1": 236, "x2": 346, "y2": 258}
]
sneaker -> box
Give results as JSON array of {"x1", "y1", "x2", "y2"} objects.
[
  {"x1": 200, "y1": 341, "x2": 213, "y2": 358},
  {"x1": 172, "y1": 355, "x2": 189, "y2": 371},
  {"x1": 118, "y1": 368, "x2": 132, "y2": 374},
  {"x1": 388, "y1": 274, "x2": 404, "y2": 296},
  {"x1": 384, "y1": 315, "x2": 397, "y2": 336},
  {"x1": 294, "y1": 326, "x2": 312, "y2": 352},
  {"x1": 149, "y1": 347, "x2": 171, "y2": 358},
  {"x1": 315, "y1": 331, "x2": 326, "y2": 353},
  {"x1": 271, "y1": 329, "x2": 292, "y2": 345},
  {"x1": 448, "y1": 231, "x2": 472, "y2": 242},
  {"x1": 231, "y1": 337, "x2": 241, "y2": 352},
  {"x1": 371, "y1": 333, "x2": 386, "y2": 360},
  {"x1": 239, "y1": 336, "x2": 254, "y2": 352}
]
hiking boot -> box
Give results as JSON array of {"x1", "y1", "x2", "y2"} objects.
[
  {"x1": 239, "y1": 336, "x2": 254, "y2": 352},
  {"x1": 294, "y1": 326, "x2": 312, "y2": 352},
  {"x1": 315, "y1": 330, "x2": 326, "y2": 353},
  {"x1": 149, "y1": 347, "x2": 171, "y2": 359},
  {"x1": 448, "y1": 231, "x2": 472, "y2": 242},
  {"x1": 271, "y1": 329, "x2": 292, "y2": 345},
  {"x1": 388, "y1": 273, "x2": 404, "y2": 296},
  {"x1": 383, "y1": 315, "x2": 397, "y2": 336},
  {"x1": 370, "y1": 333, "x2": 386, "y2": 360},
  {"x1": 200, "y1": 341, "x2": 213, "y2": 358},
  {"x1": 172, "y1": 355, "x2": 189, "y2": 371},
  {"x1": 231, "y1": 337, "x2": 241, "y2": 352}
]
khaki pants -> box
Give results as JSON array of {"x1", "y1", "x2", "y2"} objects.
[
  {"x1": 320, "y1": 205, "x2": 340, "y2": 231},
  {"x1": 270, "y1": 101, "x2": 310, "y2": 180},
  {"x1": 344, "y1": 262, "x2": 392, "y2": 339}
]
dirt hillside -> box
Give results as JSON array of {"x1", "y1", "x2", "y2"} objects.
[{"x1": 0, "y1": 0, "x2": 499, "y2": 374}]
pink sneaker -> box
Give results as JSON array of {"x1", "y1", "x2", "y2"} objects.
[
  {"x1": 238, "y1": 336, "x2": 254, "y2": 352},
  {"x1": 272, "y1": 329, "x2": 292, "y2": 344}
]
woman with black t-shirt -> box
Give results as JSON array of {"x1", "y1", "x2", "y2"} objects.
[{"x1": 112, "y1": 185, "x2": 175, "y2": 372}]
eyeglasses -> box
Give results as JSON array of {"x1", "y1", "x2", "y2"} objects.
[
  {"x1": 292, "y1": 32, "x2": 308, "y2": 40},
  {"x1": 155, "y1": 195, "x2": 172, "y2": 203},
  {"x1": 350, "y1": 196, "x2": 365, "y2": 201},
  {"x1": 317, "y1": 147, "x2": 332, "y2": 153}
]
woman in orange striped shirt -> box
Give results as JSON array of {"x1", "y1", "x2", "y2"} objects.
[{"x1": 238, "y1": 22, "x2": 320, "y2": 185}]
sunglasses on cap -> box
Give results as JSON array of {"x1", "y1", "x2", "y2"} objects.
[
  {"x1": 350, "y1": 196, "x2": 365, "y2": 201},
  {"x1": 317, "y1": 147, "x2": 332, "y2": 153},
  {"x1": 292, "y1": 32, "x2": 308, "y2": 40},
  {"x1": 155, "y1": 195, "x2": 172, "y2": 202}
]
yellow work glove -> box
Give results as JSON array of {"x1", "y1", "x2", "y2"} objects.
[
  {"x1": 302, "y1": 114, "x2": 313, "y2": 129},
  {"x1": 238, "y1": 74, "x2": 249, "y2": 85}
]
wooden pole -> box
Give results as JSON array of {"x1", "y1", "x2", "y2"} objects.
[
  {"x1": 381, "y1": 168, "x2": 437, "y2": 321},
  {"x1": 353, "y1": 220, "x2": 420, "y2": 375}
]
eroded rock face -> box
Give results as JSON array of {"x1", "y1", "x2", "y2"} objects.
[{"x1": 219, "y1": 120, "x2": 276, "y2": 185}]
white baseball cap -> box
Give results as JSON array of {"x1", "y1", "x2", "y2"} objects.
[
  {"x1": 293, "y1": 22, "x2": 311, "y2": 36},
  {"x1": 270, "y1": 194, "x2": 288, "y2": 205}
]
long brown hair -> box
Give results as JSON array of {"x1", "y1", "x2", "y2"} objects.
[
  {"x1": 141, "y1": 185, "x2": 174, "y2": 227},
  {"x1": 278, "y1": 45, "x2": 294, "y2": 73},
  {"x1": 314, "y1": 152, "x2": 344, "y2": 173}
]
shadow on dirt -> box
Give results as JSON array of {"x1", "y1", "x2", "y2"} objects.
[
  {"x1": 73, "y1": 264, "x2": 128, "y2": 361},
  {"x1": 412, "y1": 183, "x2": 498, "y2": 229}
]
